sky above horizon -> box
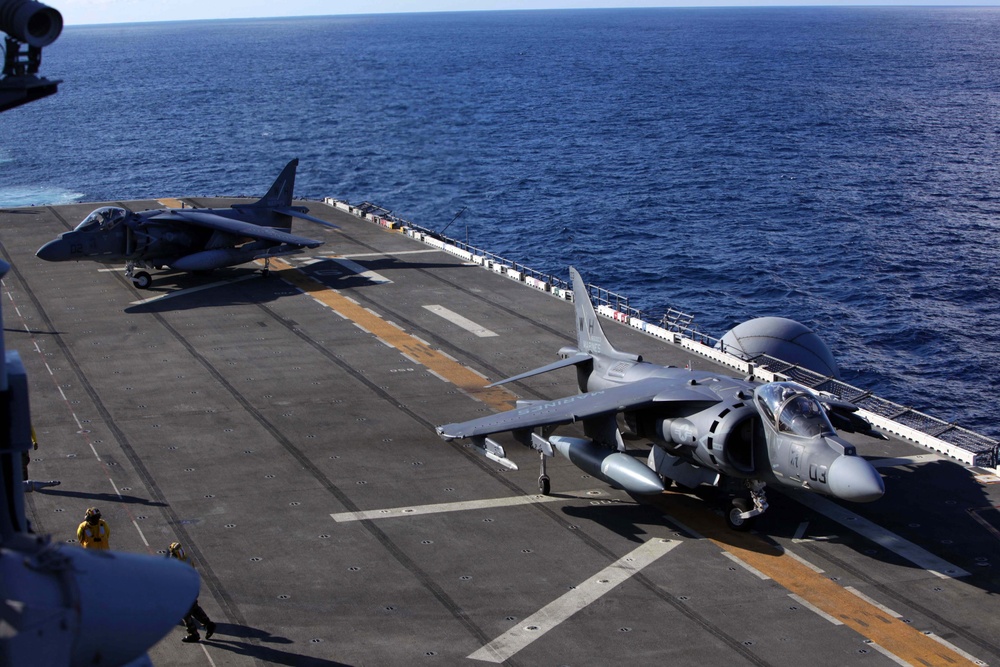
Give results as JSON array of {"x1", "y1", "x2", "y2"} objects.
[{"x1": 56, "y1": 0, "x2": 1000, "y2": 27}]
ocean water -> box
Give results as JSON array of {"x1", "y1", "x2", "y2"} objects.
[{"x1": 1, "y1": 8, "x2": 998, "y2": 438}]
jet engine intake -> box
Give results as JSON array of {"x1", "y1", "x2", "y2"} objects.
[{"x1": 654, "y1": 405, "x2": 759, "y2": 476}]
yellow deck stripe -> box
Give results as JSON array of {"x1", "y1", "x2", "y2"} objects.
[
  {"x1": 157, "y1": 198, "x2": 185, "y2": 208},
  {"x1": 655, "y1": 492, "x2": 975, "y2": 667},
  {"x1": 267, "y1": 257, "x2": 516, "y2": 412}
]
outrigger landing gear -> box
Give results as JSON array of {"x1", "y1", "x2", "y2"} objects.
[
  {"x1": 538, "y1": 450, "x2": 550, "y2": 495},
  {"x1": 726, "y1": 480, "x2": 768, "y2": 532},
  {"x1": 125, "y1": 261, "x2": 152, "y2": 289},
  {"x1": 261, "y1": 257, "x2": 271, "y2": 278}
]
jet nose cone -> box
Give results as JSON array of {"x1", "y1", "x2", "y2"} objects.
[
  {"x1": 36, "y1": 238, "x2": 70, "y2": 262},
  {"x1": 827, "y1": 455, "x2": 884, "y2": 503}
]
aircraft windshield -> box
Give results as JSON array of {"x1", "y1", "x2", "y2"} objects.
[
  {"x1": 74, "y1": 206, "x2": 129, "y2": 232},
  {"x1": 755, "y1": 382, "x2": 835, "y2": 438}
]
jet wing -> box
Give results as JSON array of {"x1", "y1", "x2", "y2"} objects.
[
  {"x1": 273, "y1": 207, "x2": 340, "y2": 229},
  {"x1": 438, "y1": 376, "x2": 709, "y2": 440},
  {"x1": 151, "y1": 210, "x2": 324, "y2": 248}
]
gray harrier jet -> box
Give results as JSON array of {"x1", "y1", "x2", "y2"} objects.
[
  {"x1": 437, "y1": 267, "x2": 885, "y2": 530},
  {"x1": 36, "y1": 159, "x2": 335, "y2": 288}
]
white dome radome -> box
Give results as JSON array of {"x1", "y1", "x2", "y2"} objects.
[{"x1": 718, "y1": 317, "x2": 840, "y2": 379}]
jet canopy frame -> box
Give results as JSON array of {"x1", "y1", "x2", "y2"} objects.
[
  {"x1": 74, "y1": 206, "x2": 129, "y2": 233},
  {"x1": 755, "y1": 382, "x2": 836, "y2": 439}
]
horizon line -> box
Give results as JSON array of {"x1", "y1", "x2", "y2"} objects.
[{"x1": 61, "y1": 3, "x2": 1000, "y2": 28}]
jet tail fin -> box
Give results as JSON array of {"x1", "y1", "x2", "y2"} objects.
[
  {"x1": 245, "y1": 159, "x2": 299, "y2": 209},
  {"x1": 570, "y1": 266, "x2": 638, "y2": 361},
  {"x1": 482, "y1": 267, "x2": 638, "y2": 389}
]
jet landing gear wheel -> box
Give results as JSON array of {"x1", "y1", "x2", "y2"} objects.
[
  {"x1": 538, "y1": 475, "x2": 550, "y2": 495},
  {"x1": 537, "y1": 450, "x2": 551, "y2": 495},
  {"x1": 132, "y1": 271, "x2": 152, "y2": 289},
  {"x1": 726, "y1": 498, "x2": 756, "y2": 532}
]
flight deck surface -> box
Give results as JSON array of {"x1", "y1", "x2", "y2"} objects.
[{"x1": 1, "y1": 200, "x2": 998, "y2": 667}]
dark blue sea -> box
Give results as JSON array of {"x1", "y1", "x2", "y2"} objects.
[{"x1": 2, "y1": 8, "x2": 998, "y2": 438}]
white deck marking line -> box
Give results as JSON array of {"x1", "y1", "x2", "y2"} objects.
[
  {"x1": 786, "y1": 491, "x2": 970, "y2": 578},
  {"x1": 331, "y1": 490, "x2": 607, "y2": 522},
  {"x1": 845, "y1": 586, "x2": 902, "y2": 618},
  {"x1": 132, "y1": 519, "x2": 150, "y2": 547},
  {"x1": 870, "y1": 454, "x2": 945, "y2": 468},
  {"x1": 780, "y1": 546, "x2": 825, "y2": 573},
  {"x1": 423, "y1": 304, "x2": 498, "y2": 338},
  {"x1": 923, "y1": 632, "x2": 988, "y2": 666},
  {"x1": 721, "y1": 550, "x2": 770, "y2": 580},
  {"x1": 868, "y1": 641, "x2": 914, "y2": 666},
  {"x1": 468, "y1": 539, "x2": 682, "y2": 663},
  {"x1": 788, "y1": 593, "x2": 844, "y2": 626},
  {"x1": 425, "y1": 369, "x2": 450, "y2": 383},
  {"x1": 329, "y1": 249, "x2": 441, "y2": 259},
  {"x1": 660, "y1": 514, "x2": 706, "y2": 540},
  {"x1": 199, "y1": 643, "x2": 218, "y2": 667},
  {"x1": 436, "y1": 348, "x2": 459, "y2": 362},
  {"x1": 129, "y1": 274, "x2": 258, "y2": 305},
  {"x1": 316, "y1": 258, "x2": 392, "y2": 284}
]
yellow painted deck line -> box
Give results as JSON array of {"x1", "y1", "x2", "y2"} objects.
[
  {"x1": 266, "y1": 257, "x2": 517, "y2": 412},
  {"x1": 157, "y1": 198, "x2": 185, "y2": 208},
  {"x1": 654, "y1": 493, "x2": 976, "y2": 667}
]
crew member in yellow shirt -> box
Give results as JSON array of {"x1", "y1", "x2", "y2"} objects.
[{"x1": 77, "y1": 507, "x2": 109, "y2": 549}]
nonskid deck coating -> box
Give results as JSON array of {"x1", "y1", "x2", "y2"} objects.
[{"x1": 1, "y1": 200, "x2": 998, "y2": 667}]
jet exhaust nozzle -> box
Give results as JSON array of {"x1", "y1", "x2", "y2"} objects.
[{"x1": 549, "y1": 435, "x2": 664, "y2": 495}]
